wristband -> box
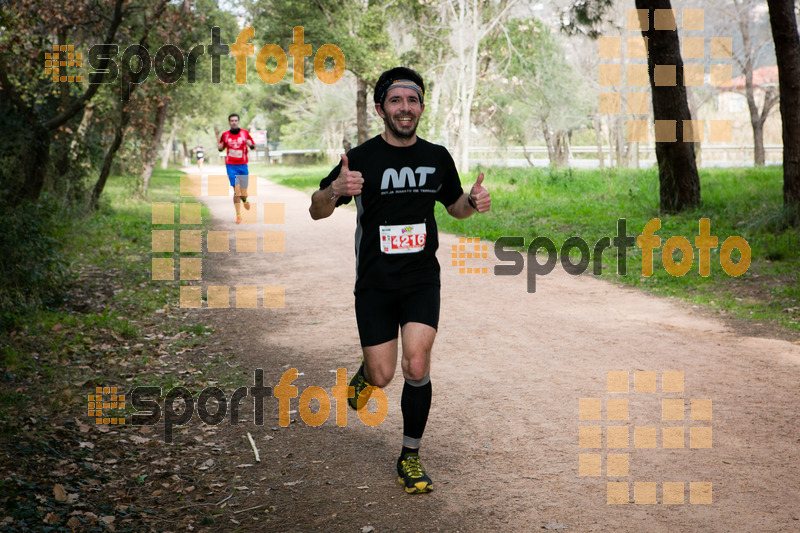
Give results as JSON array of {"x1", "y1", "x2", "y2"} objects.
[
  {"x1": 330, "y1": 185, "x2": 338, "y2": 201},
  {"x1": 467, "y1": 194, "x2": 477, "y2": 210}
]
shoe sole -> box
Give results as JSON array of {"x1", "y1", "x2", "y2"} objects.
[
  {"x1": 397, "y1": 477, "x2": 433, "y2": 494},
  {"x1": 347, "y1": 361, "x2": 372, "y2": 411},
  {"x1": 347, "y1": 383, "x2": 374, "y2": 411}
]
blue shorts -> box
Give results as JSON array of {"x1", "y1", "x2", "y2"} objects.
[{"x1": 226, "y1": 164, "x2": 249, "y2": 188}]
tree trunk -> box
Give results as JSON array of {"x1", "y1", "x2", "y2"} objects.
[
  {"x1": 636, "y1": 0, "x2": 700, "y2": 212},
  {"x1": 55, "y1": 106, "x2": 92, "y2": 184},
  {"x1": 429, "y1": 66, "x2": 443, "y2": 144},
  {"x1": 555, "y1": 131, "x2": 570, "y2": 167},
  {"x1": 17, "y1": 124, "x2": 51, "y2": 205},
  {"x1": 356, "y1": 77, "x2": 368, "y2": 145},
  {"x1": 766, "y1": 0, "x2": 800, "y2": 222},
  {"x1": 521, "y1": 141, "x2": 535, "y2": 167},
  {"x1": 751, "y1": 115, "x2": 765, "y2": 167},
  {"x1": 62, "y1": 103, "x2": 96, "y2": 202},
  {"x1": 70, "y1": 103, "x2": 94, "y2": 160},
  {"x1": 542, "y1": 124, "x2": 556, "y2": 166},
  {"x1": 90, "y1": 107, "x2": 129, "y2": 210},
  {"x1": 594, "y1": 113, "x2": 605, "y2": 170},
  {"x1": 141, "y1": 102, "x2": 168, "y2": 195},
  {"x1": 685, "y1": 87, "x2": 702, "y2": 168},
  {"x1": 613, "y1": 115, "x2": 627, "y2": 167},
  {"x1": 160, "y1": 120, "x2": 177, "y2": 170}
]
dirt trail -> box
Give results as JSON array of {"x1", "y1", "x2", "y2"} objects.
[{"x1": 186, "y1": 166, "x2": 800, "y2": 532}]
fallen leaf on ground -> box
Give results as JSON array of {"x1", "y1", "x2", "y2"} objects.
[{"x1": 54, "y1": 484, "x2": 67, "y2": 502}]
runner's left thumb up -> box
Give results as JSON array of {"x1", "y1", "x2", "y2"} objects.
[
  {"x1": 341, "y1": 154, "x2": 349, "y2": 171},
  {"x1": 474, "y1": 172, "x2": 484, "y2": 188}
]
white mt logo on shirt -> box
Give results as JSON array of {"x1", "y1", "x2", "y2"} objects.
[{"x1": 380, "y1": 166, "x2": 436, "y2": 190}]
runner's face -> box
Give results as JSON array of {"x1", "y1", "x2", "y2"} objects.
[
  {"x1": 378, "y1": 87, "x2": 424, "y2": 141},
  {"x1": 229, "y1": 116, "x2": 239, "y2": 129}
]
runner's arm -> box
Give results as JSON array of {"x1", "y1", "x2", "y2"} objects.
[
  {"x1": 447, "y1": 172, "x2": 490, "y2": 218},
  {"x1": 310, "y1": 155, "x2": 361, "y2": 220},
  {"x1": 446, "y1": 193, "x2": 478, "y2": 219},
  {"x1": 309, "y1": 185, "x2": 338, "y2": 220}
]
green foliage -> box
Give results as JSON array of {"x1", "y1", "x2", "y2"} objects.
[
  {"x1": 484, "y1": 18, "x2": 591, "y2": 159},
  {"x1": 277, "y1": 76, "x2": 358, "y2": 150},
  {"x1": 0, "y1": 198, "x2": 72, "y2": 329},
  {"x1": 560, "y1": 0, "x2": 616, "y2": 37},
  {"x1": 249, "y1": 0, "x2": 399, "y2": 82}
]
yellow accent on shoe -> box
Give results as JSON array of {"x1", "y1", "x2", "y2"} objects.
[
  {"x1": 347, "y1": 360, "x2": 373, "y2": 411},
  {"x1": 397, "y1": 454, "x2": 433, "y2": 494}
]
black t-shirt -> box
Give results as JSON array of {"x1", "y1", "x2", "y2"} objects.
[{"x1": 319, "y1": 135, "x2": 464, "y2": 292}]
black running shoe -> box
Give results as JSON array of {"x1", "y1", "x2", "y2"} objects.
[
  {"x1": 347, "y1": 359, "x2": 372, "y2": 411},
  {"x1": 397, "y1": 453, "x2": 433, "y2": 494}
]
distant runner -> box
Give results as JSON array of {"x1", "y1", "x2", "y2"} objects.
[
  {"x1": 193, "y1": 144, "x2": 205, "y2": 170},
  {"x1": 309, "y1": 67, "x2": 492, "y2": 494},
  {"x1": 218, "y1": 114, "x2": 255, "y2": 224}
]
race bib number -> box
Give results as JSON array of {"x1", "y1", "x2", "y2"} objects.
[
  {"x1": 228, "y1": 149, "x2": 243, "y2": 159},
  {"x1": 379, "y1": 223, "x2": 427, "y2": 254}
]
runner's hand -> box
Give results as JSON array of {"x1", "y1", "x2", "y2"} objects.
[
  {"x1": 470, "y1": 172, "x2": 491, "y2": 213},
  {"x1": 333, "y1": 154, "x2": 363, "y2": 196}
]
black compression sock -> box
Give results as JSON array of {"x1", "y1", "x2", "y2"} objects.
[
  {"x1": 401, "y1": 446, "x2": 418, "y2": 458},
  {"x1": 401, "y1": 374, "x2": 432, "y2": 452}
]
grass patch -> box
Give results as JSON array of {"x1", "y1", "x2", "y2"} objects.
[
  {"x1": 254, "y1": 163, "x2": 799, "y2": 334},
  {"x1": 249, "y1": 163, "x2": 331, "y2": 193}
]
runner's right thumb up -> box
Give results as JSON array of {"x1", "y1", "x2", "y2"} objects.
[{"x1": 341, "y1": 154, "x2": 349, "y2": 172}]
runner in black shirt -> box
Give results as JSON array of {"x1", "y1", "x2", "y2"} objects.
[
  {"x1": 193, "y1": 144, "x2": 205, "y2": 170},
  {"x1": 309, "y1": 67, "x2": 491, "y2": 494}
]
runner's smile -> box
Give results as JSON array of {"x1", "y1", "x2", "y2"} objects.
[{"x1": 394, "y1": 114, "x2": 416, "y2": 129}]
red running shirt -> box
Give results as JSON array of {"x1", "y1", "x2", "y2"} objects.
[{"x1": 220, "y1": 129, "x2": 254, "y2": 165}]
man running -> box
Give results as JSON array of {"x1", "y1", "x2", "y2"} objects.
[
  {"x1": 218, "y1": 114, "x2": 255, "y2": 224},
  {"x1": 309, "y1": 67, "x2": 491, "y2": 494}
]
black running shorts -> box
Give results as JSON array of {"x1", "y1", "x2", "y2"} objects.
[{"x1": 354, "y1": 284, "x2": 440, "y2": 347}]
